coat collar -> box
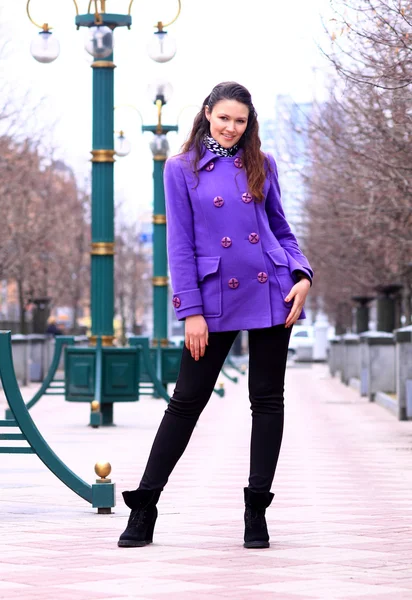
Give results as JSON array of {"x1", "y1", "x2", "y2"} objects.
[{"x1": 190, "y1": 146, "x2": 244, "y2": 172}]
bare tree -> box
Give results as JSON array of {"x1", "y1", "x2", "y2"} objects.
[
  {"x1": 115, "y1": 221, "x2": 152, "y2": 345},
  {"x1": 0, "y1": 138, "x2": 91, "y2": 332},
  {"x1": 301, "y1": 0, "x2": 412, "y2": 329}
]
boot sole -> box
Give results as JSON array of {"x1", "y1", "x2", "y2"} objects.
[
  {"x1": 243, "y1": 541, "x2": 270, "y2": 549},
  {"x1": 118, "y1": 540, "x2": 153, "y2": 548}
]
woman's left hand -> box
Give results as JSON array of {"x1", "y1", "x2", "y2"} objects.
[{"x1": 284, "y1": 278, "x2": 311, "y2": 328}]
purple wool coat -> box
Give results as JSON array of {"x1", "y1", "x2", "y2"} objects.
[{"x1": 164, "y1": 147, "x2": 313, "y2": 333}]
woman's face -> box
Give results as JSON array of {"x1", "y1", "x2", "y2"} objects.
[{"x1": 205, "y1": 99, "x2": 249, "y2": 148}]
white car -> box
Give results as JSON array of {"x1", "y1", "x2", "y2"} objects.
[{"x1": 288, "y1": 326, "x2": 314, "y2": 360}]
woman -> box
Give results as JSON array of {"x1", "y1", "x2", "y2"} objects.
[{"x1": 118, "y1": 81, "x2": 313, "y2": 549}]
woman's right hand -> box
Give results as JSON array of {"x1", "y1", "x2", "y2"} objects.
[{"x1": 185, "y1": 315, "x2": 209, "y2": 361}]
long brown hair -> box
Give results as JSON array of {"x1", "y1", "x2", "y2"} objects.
[{"x1": 181, "y1": 82, "x2": 269, "y2": 202}]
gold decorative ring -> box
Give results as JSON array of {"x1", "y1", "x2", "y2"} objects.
[
  {"x1": 91, "y1": 149, "x2": 116, "y2": 163},
  {"x1": 153, "y1": 214, "x2": 166, "y2": 225},
  {"x1": 152, "y1": 338, "x2": 169, "y2": 347},
  {"x1": 91, "y1": 61, "x2": 116, "y2": 69},
  {"x1": 152, "y1": 276, "x2": 169, "y2": 286},
  {"x1": 91, "y1": 242, "x2": 115, "y2": 255},
  {"x1": 89, "y1": 335, "x2": 115, "y2": 347}
]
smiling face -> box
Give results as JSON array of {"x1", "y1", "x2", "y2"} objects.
[{"x1": 205, "y1": 99, "x2": 249, "y2": 148}]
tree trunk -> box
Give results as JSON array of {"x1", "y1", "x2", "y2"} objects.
[
  {"x1": 403, "y1": 285, "x2": 412, "y2": 327},
  {"x1": 17, "y1": 278, "x2": 27, "y2": 334},
  {"x1": 119, "y1": 292, "x2": 126, "y2": 346}
]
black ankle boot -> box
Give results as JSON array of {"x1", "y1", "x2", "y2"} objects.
[
  {"x1": 243, "y1": 487, "x2": 274, "y2": 549},
  {"x1": 118, "y1": 489, "x2": 162, "y2": 548}
]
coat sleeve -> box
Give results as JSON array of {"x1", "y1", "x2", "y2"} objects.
[
  {"x1": 265, "y1": 154, "x2": 313, "y2": 284},
  {"x1": 164, "y1": 157, "x2": 204, "y2": 320}
]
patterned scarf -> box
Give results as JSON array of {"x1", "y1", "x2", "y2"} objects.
[{"x1": 203, "y1": 134, "x2": 239, "y2": 157}]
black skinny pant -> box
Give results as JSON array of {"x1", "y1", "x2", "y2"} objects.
[{"x1": 139, "y1": 325, "x2": 291, "y2": 493}]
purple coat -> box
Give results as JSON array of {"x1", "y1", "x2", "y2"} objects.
[{"x1": 164, "y1": 148, "x2": 313, "y2": 333}]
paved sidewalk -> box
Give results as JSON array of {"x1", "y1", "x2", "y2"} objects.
[{"x1": 1, "y1": 362, "x2": 412, "y2": 599}]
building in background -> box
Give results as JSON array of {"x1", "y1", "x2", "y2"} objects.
[
  {"x1": 261, "y1": 95, "x2": 313, "y2": 238},
  {"x1": 262, "y1": 95, "x2": 315, "y2": 324}
]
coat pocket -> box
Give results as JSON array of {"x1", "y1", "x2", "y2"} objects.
[
  {"x1": 196, "y1": 256, "x2": 222, "y2": 318},
  {"x1": 266, "y1": 248, "x2": 295, "y2": 303}
]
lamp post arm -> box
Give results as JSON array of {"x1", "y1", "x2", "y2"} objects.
[
  {"x1": 156, "y1": 99, "x2": 163, "y2": 134},
  {"x1": 156, "y1": 0, "x2": 181, "y2": 30},
  {"x1": 114, "y1": 104, "x2": 144, "y2": 128},
  {"x1": 176, "y1": 104, "x2": 201, "y2": 125},
  {"x1": 142, "y1": 124, "x2": 178, "y2": 135},
  {"x1": 26, "y1": 0, "x2": 79, "y2": 30}
]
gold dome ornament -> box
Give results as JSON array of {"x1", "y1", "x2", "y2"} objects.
[
  {"x1": 91, "y1": 400, "x2": 100, "y2": 412},
  {"x1": 95, "y1": 461, "x2": 112, "y2": 482},
  {"x1": 93, "y1": 461, "x2": 115, "y2": 514}
]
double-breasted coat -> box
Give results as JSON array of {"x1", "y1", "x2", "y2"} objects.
[{"x1": 164, "y1": 147, "x2": 313, "y2": 333}]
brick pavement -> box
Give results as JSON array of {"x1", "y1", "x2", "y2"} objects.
[{"x1": 0, "y1": 362, "x2": 412, "y2": 599}]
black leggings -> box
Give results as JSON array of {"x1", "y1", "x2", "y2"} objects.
[{"x1": 139, "y1": 325, "x2": 291, "y2": 493}]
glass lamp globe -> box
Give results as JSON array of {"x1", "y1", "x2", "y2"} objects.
[
  {"x1": 147, "y1": 31, "x2": 177, "y2": 63},
  {"x1": 85, "y1": 25, "x2": 114, "y2": 59},
  {"x1": 115, "y1": 133, "x2": 131, "y2": 157},
  {"x1": 150, "y1": 134, "x2": 170, "y2": 157},
  {"x1": 30, "y1": 31, "x2": 60, "y2": 63},
  {"x1": 147, "y1": 80, "x2": 174, "y2": 105}
]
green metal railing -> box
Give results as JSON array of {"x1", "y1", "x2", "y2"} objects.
[
  {"x1": 0, "y1": 331, "x2": 115, "y2": 512},
  {"x1": 4, "y1": 336, "x2": 74, "y2": 419},
  {"x1": 129, "y1": 337, "x2": 226, "y2": 398}
]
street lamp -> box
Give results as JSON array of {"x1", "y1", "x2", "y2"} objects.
[
  {"x1": 84, "y1": 25, "x2": 114, "y2": 58},
  {"x1": 30, "y1": 29, "x2": 60, "y2": 63},
  {"x1": 115, "y1": 102, "x2": 200, "y2": 349},
  {"x1": 114, "y1": 131, "x2": 132, "y2": 157},
  {"x1": 147, "y1": 28, "x2": 177, "y2": 63},
  {"x1": 115, "y1": 80, "x2": 178, "y2": 348},
  {"x1": 144, "y1": 81, "x2": 177, "y2": 349},
  {"x1": 26, "y1": 0, "x2": 181, "y2": 426}
]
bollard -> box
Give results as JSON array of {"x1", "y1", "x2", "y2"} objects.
[
  {"x1": 313, "y1": 314, "x2": 329, "y2": 361},
  {"x1": 352, "y1": 295, "x2": 374, "y2": 334},
  {"x1": 359, "y1": 331, "x2": 396, "y2": 403},
  {"x1": 92, "y1": 462, "x2": 116, "y2": 514},
  {"x1": 394, "y1": 325, "x2": 412, "y2": 421},
  {"x1": 90, "y1": 400, "x2": 102, "y2": 428},
  {"x1": 375, "y1": 284, "x2": 403, "y2": 333},
  {"x1": 341, "y1": 333, "x2": 360, "y2": 386},
  {"x1": 328, "y1": 336, "x2": 343, "y2": 377}
]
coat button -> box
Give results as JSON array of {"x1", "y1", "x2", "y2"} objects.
[
  {"x1": 205, "y1": 162, "x2": 215, "y2": 172},
  {"x1": 234, "y1": 157, "x2": 243, "y2": 168},
  {"x1": 173, "y1": 296, "x2": 181, "y2": 308},
  {"x1": 213, "y1": 196, "x2": 224, "y2": 207},
  {"x1": 257, "y1": 272, "x2": 268, "y2": 283},
  {"x1": 228, "y1": 278, "x2": 239, "y2": 289},
  {"x1": 221, "y1": 236, "x2": 232, "y2": 248},
  {"x1": 249, "y1": 233, "x2": 259, "y2": 244},
  {"x1": 242, "y1": 192, "x2": 253, "y2": 203}
]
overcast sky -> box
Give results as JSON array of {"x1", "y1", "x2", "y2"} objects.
[{"x1": 0, "y1": 0, "x2": 332, "y2": 223}]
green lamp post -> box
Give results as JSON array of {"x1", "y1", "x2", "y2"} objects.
[
  {"x1": 144, "y1": 82, "x2": 178, "y2": 347},
  {"x1": 27, "y1": 0, "x2": 181, "y2": 425},
  {"x1": 115, "y1": 86, "x2": 179, "y2": 393}
]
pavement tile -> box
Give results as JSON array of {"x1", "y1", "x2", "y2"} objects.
[{"x1": 1, "y1": 363, "x2": 412, "y2": 599}]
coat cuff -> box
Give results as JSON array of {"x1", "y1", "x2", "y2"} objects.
[
  {"x1": 292, "y1": 268, "x2": 313, "y2": 286},
  {"x1": 283, "y1": 251, "x2": 313, "y2": 285},
  {"x1": 172, "y1": 288, "x2": 203, "y2": 320},
  {"x1": 293, "y1": 269, "x2": 312, "y2": 286}
]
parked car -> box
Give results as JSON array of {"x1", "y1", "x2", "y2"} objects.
[{"x1": 288, "y1": 325, "x2": 314, "y2": 360}]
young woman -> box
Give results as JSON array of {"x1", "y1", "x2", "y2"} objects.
[{"x1": 118, "y1": 81, "x2": 313, "y2": 549}]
